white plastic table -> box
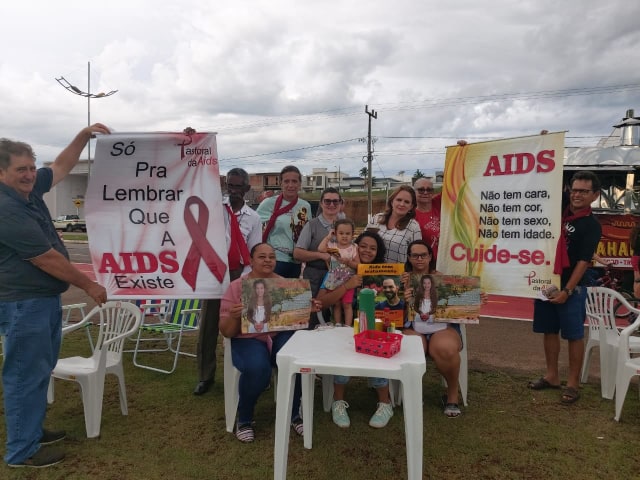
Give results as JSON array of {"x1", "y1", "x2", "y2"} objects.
[{"x1": 273, "y1": 327, "x2": 426, "y2": 480}]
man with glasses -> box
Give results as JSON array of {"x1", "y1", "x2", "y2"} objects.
[
  {"x1": 413, "y1": 177, "x2": 441, "y2": 268},
  {"x1": 193, "y1": 167, "x2": 261, "y2": 395},
  {"x1": 528, "y1": 171, "x2": 601, "y2": 406}
]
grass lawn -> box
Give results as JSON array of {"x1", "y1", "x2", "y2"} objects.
[
  {"x1": 1, "y1": 330, "x2": 640, "y2": 479},
  {"x1": 60, "y1": 232, "x2": 88, "y2": 242}
]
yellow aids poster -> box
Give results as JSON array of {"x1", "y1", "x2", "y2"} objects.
[{"x1": 436, "y1": 133, "x2": 564, "y2": 298}]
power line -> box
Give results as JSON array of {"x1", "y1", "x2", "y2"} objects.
[
  {"x1": 207, "y1": 82, "x2": 640, "y2": 133},
  {"x1": 214, "y1": 83, "x2": 639, "y2": 170},
  {"x1": 221, "y1": 138, "x2": 360, "y2": 161},
  {"x1": 374, "y1": 83, "x2": 640, "y2": 112},
  {"x1": 379, "y1": 135, "x2": 611, "y2": 140}
]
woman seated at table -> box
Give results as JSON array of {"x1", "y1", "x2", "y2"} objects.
[
  {"x1": 401, "y1": 239, "x2": 486, "y2": 417},
  {"x1": 220, "y1": 243, "x2": 316, "y2": 442},
  {"x1": 317, "y1": 231, "x2": 394, "y2": 429}
]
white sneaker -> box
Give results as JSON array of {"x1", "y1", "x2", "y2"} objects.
[
  {"x1": 369, "y1": 402, "x2": 393, "y2": 428},
  {"x1": 331, "y1": 400, "x2": 350, "y2": 428}
]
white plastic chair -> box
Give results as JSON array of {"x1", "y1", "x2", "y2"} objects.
[
  {"x1": 390, "y1": 324, "x2": 468, "y2": 407},
  {"x1": 223, "y1": 337, "x2": 242, "y2": 433},
  {"x1": 585, "y1": 287, "x2": 640, "y2": 399},
  {"x1": 614, "y1": 311, "x2": 640, "y2": 421},
  {"x1": 49, "y1": 301, "x2": 142, "y2": 438},
  {"x1": 580, "y1": 292, "x2": 601, "y2": 383},
  {"x1": 223, "y1": 337, "x2": 285, "y2": 433},
  {"x1": 62, "y1": 303, "x2": 93, "y2": 351}
]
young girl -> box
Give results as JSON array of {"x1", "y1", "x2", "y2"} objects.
[{"x1": 318, "y1": 218, "x2": 359, "y2": 325}]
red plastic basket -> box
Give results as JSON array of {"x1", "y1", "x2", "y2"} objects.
[{"x1": 354, "y1": 330, "x2": 402, "y2": 358}]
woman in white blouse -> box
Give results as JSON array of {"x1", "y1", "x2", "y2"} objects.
[{"x1": 369, "y1": 185, "x2": 422, "y2": 263}]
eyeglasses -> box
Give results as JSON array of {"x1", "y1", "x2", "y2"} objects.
[
  {"x1": 322, "y1": 199, "x2": 342, "y2": 205},
  {"x1": 227, "y1": 183, "x2": 246, "y2": 189},
  {"x1": 409, "y1": 253, "x2": 429, "y2": 259},
  {"x1": 415, "y1": 188, "x2": 434, "y2": 194},
  {"x1": 570, "y1": 188, "x2": 594, "y2": 196}
]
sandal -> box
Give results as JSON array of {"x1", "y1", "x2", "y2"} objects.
[
  {"x1": 528, "y1": 377, "x2": 561, "y2": 390},
  {"x1": 441, "y1": 394, "x2": 462, "y2": 418},
  {"x1": 235, "y1": 423, "x2": 255, "y2": 443},
  {"x1": 291, "y1": 417, "x2": 304, "y2": 436},
  {"x1": 444, "y1": 403, "x2": 462, "y2": 418},
  {"x1": 561, "y1": 386, "x2": 580, "y2": 405}
]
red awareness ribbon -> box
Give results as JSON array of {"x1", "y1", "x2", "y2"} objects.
[{"x1": 181, "y1": 196, "x2": 227, "y2": 290}]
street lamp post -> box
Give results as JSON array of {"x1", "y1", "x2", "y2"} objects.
[
  {"x1": 56, "y1": 61, "x2": 117, "y2": 176},
  {"x1": 334, "y1": 165, "x2": 341, "y2": 192}
]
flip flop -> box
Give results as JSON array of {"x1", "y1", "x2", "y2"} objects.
[
  {"x1": 528, "y1": 377, "x2": 561, "y2": 390},
  {"x1": 561, "y1": 386, "x2": 580, "y2": 405},
  {"x1": 444, "y1": 403, "x2": 462, "y2": 418}
]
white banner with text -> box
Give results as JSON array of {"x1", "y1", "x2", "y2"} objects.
[
  {"x1": 436, "y1": 133, "x2": 564, "y2": 298},
  {"x1": 86, "y1": 132, "x2": 228, "y2": 299}
]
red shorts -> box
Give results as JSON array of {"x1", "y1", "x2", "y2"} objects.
[{"x1": 341, "y1": 288, "x2": 355, "y2": 304}]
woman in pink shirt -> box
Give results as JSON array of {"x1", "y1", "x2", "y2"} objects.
[{"x1": 220, "y1": 243, "x2": 321, "y2": 442}]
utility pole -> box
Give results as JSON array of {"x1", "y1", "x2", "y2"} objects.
[{"x1": 365, "y1": 105, "x2": 378, "y2": 220}]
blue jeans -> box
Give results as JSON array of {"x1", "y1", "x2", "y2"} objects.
[
  {"x1": 0, "y1": 296, "x2": 62, "y2": 464},
  {"x1": 231, "y1": 331, "x2": 302, "y2": 424},
  {"x1": 334, "y1": 375, "x2": 388, "y2": 388},
  {"x1": 274, "y1": 261, "x2": 302, "y2": 279}
]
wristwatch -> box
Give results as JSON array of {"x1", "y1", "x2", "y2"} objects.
[{"x1": 562, "y1": 287, "x2": 574, "y2": 296}]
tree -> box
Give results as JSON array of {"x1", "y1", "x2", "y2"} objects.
[
  {"x1": 412, "y1": 169, "x2": 426, "y2": 182},
  {"x1": 359, "y1": 167, "x2": 368, "y2": 178}
]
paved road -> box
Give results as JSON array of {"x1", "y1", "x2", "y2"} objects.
[{"x1": 66, "y1": 242, "x2": 92, "y2": 264}]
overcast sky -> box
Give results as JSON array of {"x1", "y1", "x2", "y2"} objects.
[{"x1": 2, "y1": 0, "x2": 639, "y2": 178}]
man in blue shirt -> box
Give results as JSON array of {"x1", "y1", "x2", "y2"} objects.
[{"x1": 0, "y1": 125, "x2": 109, "y2": 468}]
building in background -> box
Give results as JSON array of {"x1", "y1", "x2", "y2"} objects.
[
  {"x1": 43, "y1": 159, "x2": 89, "y2": 218},
  {"x1": 303, "y1": 167, "x2": 345, "y2": 192}
]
